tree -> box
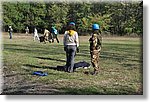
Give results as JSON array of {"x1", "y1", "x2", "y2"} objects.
[{"x1": 2, "y1": 1, "x2": 143, "y2": 36}]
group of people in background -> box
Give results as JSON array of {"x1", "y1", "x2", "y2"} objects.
[
  {"x1": 8, "y1": 25, "x2": 59, "y2": 43},
  {"x1": 34, "y1": 26, "x2": 59, "y2": 43},
  {"x1": 7, "y1": 22, "x2": 102, "y2": 75},
  {"x1": 43, "y1": 27, "x2": 59, "y2": 43}
]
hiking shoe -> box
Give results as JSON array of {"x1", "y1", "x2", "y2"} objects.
[{"x1": 91, "y1": 71, "x2": 98, "y2": 75}]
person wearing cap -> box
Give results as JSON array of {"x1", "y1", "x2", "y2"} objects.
[
  {"x1": 8, "y1": 25, "x2": 13, "y2": 39},
  {"x1": 63, "y1": 22, "x2": 79, "y2": 73},
  {"x1": 89, "y1": 23, "x2": 102, "y2": 75},
  {"x1": 51, "y1": 26, "x2": 59, "y2": 43}
]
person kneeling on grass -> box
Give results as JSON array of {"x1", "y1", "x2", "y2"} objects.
[
  {"x1": 44, "y1": 28, "x2": 52, "y2": 43},
  {"x1": 63, "y1": 22, "x2": 79, "y2": 73},
  {"x1": 89, "y1": 23, "x2": 102, "y2": 75}
]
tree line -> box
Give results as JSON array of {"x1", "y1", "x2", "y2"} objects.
[{"x1": 2, "y1": 1, "x2": 143, "y2": 36}]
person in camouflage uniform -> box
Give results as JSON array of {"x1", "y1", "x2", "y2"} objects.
[{"x1": 89, "y1": 24, "x2": 102, "y2": 75}]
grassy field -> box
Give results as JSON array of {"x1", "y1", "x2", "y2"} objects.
[{"x1": 1, "y1": 32, "x2": 143, "y2": 95}]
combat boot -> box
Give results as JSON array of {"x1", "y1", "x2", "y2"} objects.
[{"x1": 91, "y1": 71, "x2": 98, "y2": 75}]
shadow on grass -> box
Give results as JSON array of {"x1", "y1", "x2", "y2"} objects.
[
  {"x1": 35, "y1": 56, "x2": 66, "y2": 62},
  {"x1": 101, "y1": 51, "x2": 142, "y2": 69},
  {"x1": 4, "y1": 73, "x2": 27, "y2": 77},
  {"x1": 4, "y1": 44, "x2": 64, "y2": 55},
  {"x1": 2, "y1": 83, "x2": 62, "y2": 95},
  {"x1": 58, "y1": 86, "x2": 142, "y2": 95},
  {"x1": 101, "y1": 51, "x2": 141, "y2": 62},
  {"x1": 23, "y1": 61, "x2": 90, "y2": 73},
  {"x1": 2, "y1": 84, "x2": 142, "y2": 95},
  {"x1": 23, "y1": 64, "x2": 65, "y2": 72}
]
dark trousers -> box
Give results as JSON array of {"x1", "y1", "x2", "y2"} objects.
[
  {"x1": 9, "y1": 32, "x2": 12, "y2": 39},
  {"x1": 65, "y1": 45, "x2": 76, "y2": 72},
  {"x1": 52, "y1": 34, "x2": 59, "y2": 43}
]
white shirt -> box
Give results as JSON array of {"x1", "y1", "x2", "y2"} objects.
[{"x1": 34, "y1": 28, "x2": 38, "y2": 35}]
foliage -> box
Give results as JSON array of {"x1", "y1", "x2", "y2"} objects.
[{"x1": 2, "y1": 1, "x2": 143, "y2": 36}]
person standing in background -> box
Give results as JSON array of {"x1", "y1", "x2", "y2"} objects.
[
  {"x1": 25, "y1": 27, "x2": 29, "y2": 35},
  {"x1": 8, "y1": 25, "x2": 13, "y2": 39},
  {"x1": 33, "y1": 27, "x2": 40, "y2": 41}
]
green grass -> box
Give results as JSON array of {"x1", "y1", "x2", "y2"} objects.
[{"x1": 2, "y1": 33, "x2": 143, "y2": 95}]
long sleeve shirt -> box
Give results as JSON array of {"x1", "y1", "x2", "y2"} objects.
[
  {"x1": 63, "y1": 30, "x2": 79, "y2": 47},
  {"x1": 44, "y1": 29, "x2": 50, "y2": 37},
  {"x1": 89, "y1": 33, "x2": 102, "y2": 51},
  {"x1": 34, "y1": 29, "x2": 38, "y2": 35}
]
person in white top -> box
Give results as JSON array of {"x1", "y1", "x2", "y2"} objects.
[
  {"x1": 33, "y1": 27, "x2": 40, "y2": 41},
  {"x1": 63, "y1": 22, "x2": 79, "y2": 73},
  {"x1": 25, "y1": 26, "x2": 29, "y2": 35}
]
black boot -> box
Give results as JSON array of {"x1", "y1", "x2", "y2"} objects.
[{"x1": 91, "y1": 71, "x2": 98, "y2": 75}]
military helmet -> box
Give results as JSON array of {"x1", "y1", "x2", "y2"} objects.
[
  {"x1": 69, "y1": 22, "x2": 75, "y2": 26},
  {"x1": 92, "y1": 24, "x2": 100, "y2": 30}
]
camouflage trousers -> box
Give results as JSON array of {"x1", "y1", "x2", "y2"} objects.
[{"x1": 90, "y1": 50, "x2": 100, "y2": 72}]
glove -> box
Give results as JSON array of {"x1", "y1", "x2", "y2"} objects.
[
  {"x1": 77, "y1": 47, "x2": 79, "y2": 53},
  {"x1": 64, "y1": 47, "x2": 66, "y2": 51}
]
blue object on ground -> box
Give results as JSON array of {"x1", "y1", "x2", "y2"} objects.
[{"x1": 32, "y1": 71, "x2": 48, "y2": 76}]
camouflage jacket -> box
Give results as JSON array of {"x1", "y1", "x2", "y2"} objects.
[{"x1": 89, "y1": 33, "x2": 102, "y2": 51}]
